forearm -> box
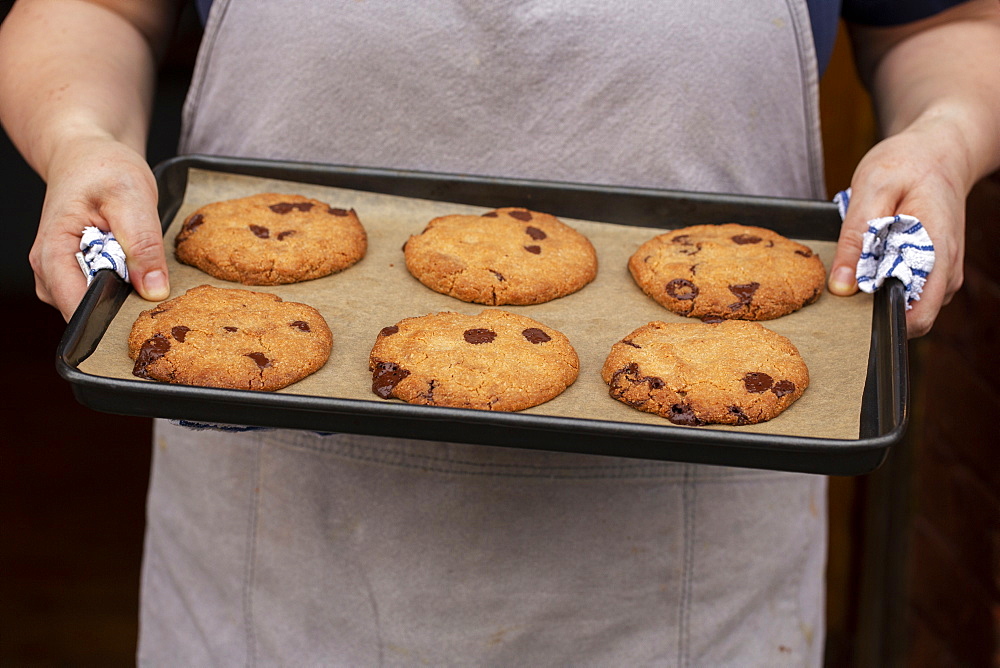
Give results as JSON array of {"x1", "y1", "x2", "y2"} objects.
[
  {"x1": 849, "y1": 1, "x2": 1000, "y2": 191},
  {"x1": 0, "y1": 0, "x2": 176, "y2": 180}
]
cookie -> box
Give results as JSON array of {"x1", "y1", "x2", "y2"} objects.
[
  {"x1": 403, "y1": 207, "x2": 597, "y2": 305},
  {"x1": 628, "y1": 223, "x2": 825, "y2": 320},
  {"x1": 369, "y1": 309, "x2": 579, "y2": 411},
  {"x1": 602, "y1": 320, "x2": 809, "y2": 425},
  {"x1": 174, "y1": 193, "x2": 367, "y2": 285},
  {"x1": 128, "y1": 285, "x2": 332, "y2": 391}
]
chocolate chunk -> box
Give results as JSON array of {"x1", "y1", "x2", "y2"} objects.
[
  {"x1": 508, "y1": 210, "x2": 533, "y2": 221},
  {"x1": 290, "y1": 320, "x2": 311, "y2": 332},
  {"x1": 795, "y1": 249, "x2": 813, "y2": 257},
  {"x1": 249, "y1": 224, "x2": 270, "y2": 239},
  {"x1": 171, "y1": 325, "x2": 190, "y2": 343},
  {"x1": 743, "y1": 372, "x2": 774, "y2": 393},
  {"x1": 149, "y1": 307, "x2": 169, "y2": 318},
  {"x1": 647, "y1": 376, "x2": 665, "y2": 390},
  {"x1": 732, "y1": 234, "x2": 762, "y2": 245},
  {"x1": 728, "y1": 282, "x2": 760, "y2": 310},
  {"x1": 224, "y1": 326, "x2": 238, "y2": 332},
  {"x1": 524, "y1": 245, "x2": 542, "y2": 255},
  {"x1": 182, "y1": 213, "x2": 204, "y2": 233},
  {"x1": 277, "y1": 230, "x2": 296, "y2": 241},
  {"x1": 245, "y1": 352, "x2": 272, "y2": 369},
  {"x1": 668, "y1": 403, "x2": 703, "y2": 426},
  {"x1": 672, "y1": 234, "x2": 693, "y2": 245},
  {"x1": 327, "y1": 207, "x2": 350, "y2": 216},
  {"x1": 463, "y1": 328, "x2": 496, "y2": 344},
  {"x1": 621, "y1": 339, "x2": 642, "y2": 349},
  {"x1": 489, "y1": 269, "x2": 505, "y2": 282},
  {"x1": 525, "y1": 226, "x2": 547, "y2": 240},
  {"x1": 372, "y1": 361, "x2": 410, "y2": 398},
  {"x1": 133, "y1": 334, "x2": 170, "y2": 378},
  {"x1": 665, "y1": 278, "x2": 698, "y2": 300},
  {"x1": 379, "y1": 325, "x2": 399, "y2": 337},
  {"x1": 481, "y1": 211, "x2": 499, "y2": 218},
  {"x1": 521, "y1": 328, "x2": 551, "y2": 344},
  {"x1": 728, "y1": 406, "x2": 751, "y2": 425},
  {"x1": 700, "y1": 315, "x2": 724, "y2": 323},
  {"x1": 772, "y1": 380, "x2": 796, "y2": 397},
  {"x1": 270, "y1": 201, "x2": 314, "y2": 214}
]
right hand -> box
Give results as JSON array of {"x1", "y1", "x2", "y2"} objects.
[{"x1": 30, "y1": 134, "x2": 170, "y2": 321}]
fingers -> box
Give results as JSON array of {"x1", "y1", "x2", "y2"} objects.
[{"x1": 29, "y1": 228, "x2": 89, "y2": 321}]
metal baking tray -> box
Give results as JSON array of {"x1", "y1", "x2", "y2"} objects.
[{"x1": 56, "y1": 155, "x2": 908, "y2": 475}]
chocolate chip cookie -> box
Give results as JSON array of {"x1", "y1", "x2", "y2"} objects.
[
  {"x1": 403, "y1": 207, "x2": 597, "y2": 305},
  {"x1": 128, "y1": 285, "x2": 332, "y2": 391},
  {"x1": 628, "y1": 223, "x2": 825, "y2": 320},
  {"x1": 602, "y1": 320, "x2": 809, "y2": 425},
  {"x1": 175, "y1": 193, "x2": 367, "y2": 285},
  {"x1": 369, "y1": 309, "x2": 579, "y2": 411}
]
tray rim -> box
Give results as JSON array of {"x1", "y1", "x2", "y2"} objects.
[{"x1": 55, "y1": 154, "x2": 909, "y2": 476}]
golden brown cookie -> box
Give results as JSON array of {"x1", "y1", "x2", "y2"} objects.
[
  {"x1": 369, "y1": 309, "x2": 579, "y2": 411},
  {"x1": 602, "y1": 320, "x2": 809, "y2": 425},
  {"x1": 174, "y1": 193, "x2": 367, "y2": 285},
  {"x1": 628, "y1": 223, "x2": 825, "y2": 320},
  {"x1": 128, "y1": 285, "x2": 332, "y2": 391},
  {"x1": 403, "y1": 207, "x2": 597, "y2": 305}
]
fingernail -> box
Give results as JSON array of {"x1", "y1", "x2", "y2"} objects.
[
  {"x1": 143, "y1": 270, "x2": 170, "y2": 300},
  {"x1": 829, "y1": 266, "x2": 856, "y2": 295}
]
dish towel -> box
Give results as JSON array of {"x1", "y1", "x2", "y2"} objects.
[
  {"x1": 75, "y1": 226, "x2": 129, "y2": 285},
  {"x1": 834, "y1": 188, "x2": 934, "y2": 309}
]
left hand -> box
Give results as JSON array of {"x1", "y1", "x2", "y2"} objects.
[{"x1": 827, "y1": 112, "x2": 968, "y2": 338}]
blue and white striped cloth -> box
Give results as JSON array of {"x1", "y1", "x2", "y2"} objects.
[
  {"x1": 834, "y1": 188, "x2": 934, "y2": 309},
  {"x1": 75, "y1": 226, "x2": 129, "y2": 285}
]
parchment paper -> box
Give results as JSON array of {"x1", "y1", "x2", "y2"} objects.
[{"x1": 80, "y1": 168, "x2": 874, "y2": 440}]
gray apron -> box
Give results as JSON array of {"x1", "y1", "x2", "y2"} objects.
[{"x1": 141, "y1": 1, "x2": 828, "y2": 665}]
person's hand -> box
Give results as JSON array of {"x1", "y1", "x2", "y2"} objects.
[
  {"x1": 30, "y1": 134, "x2": 170, "y2": 321},
  {"x1": 827, "y1": 113, "x2": 968, "y2": 338}
]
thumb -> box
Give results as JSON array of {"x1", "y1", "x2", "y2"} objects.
[
  {"x1": 828, "y1": 187, "x2": 889, "y2": 297},
  {"x1": 103, "y1": 194, "x2": 171, "y2": 302}
]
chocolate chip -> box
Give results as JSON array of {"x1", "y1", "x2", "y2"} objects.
[
  {"x1": 372, "y1": 361, "x2": 410, "y2": 398},
  {"x1": 270, "y1": 201, "x2": 314, "y2": 214},
  {"x1": 464, "y1": 328, "x2": 496, "y2": 344},
  {"x1": 700, "y1": 315, "x2": 724, "y2": 323},
  {"x1": 481, "y1": 211, "x2": 499, "y2": 218},
  {"x1": 729, "y1": 406, "x2": 751, "y2": 425},
  {"x1": 621, "y1": 339, "x2": 642, "y2": 349},
  {"x1": 327, "y1": 207, "x2": 350, "y2": 216},
  {"x1": 508, "y1": 210, "x2": 533, "y2": 221},
  {"x1": 522, "y1": 328, "x2": 551, "y2": 344},
  {"x1": 772, "y1": 380, "x2": 796, "y2": 397},
  {"x1": 171, "y1": 325, "x2": 190, "y2": 343},
  {"x1": 647, "y1": 377, "x2": 665, "y2": 389},
  {"x1": 732, "y1": 234, "x2": 762, "y2": 245},
  {"x1": 728, "y1": 282, "x2": 759, "y2": 310},
  {"x1": 524, "y1": 245, "x2": 542, "y2": 255},
  {"x1": 290, "y1": 320, "x2": 310, "y2": 332},
  {"x1": 488, "y1": 270, "x2": 505, "y2": 282},
  {"x1": 249, "y1": 224, "x2": 270, "y2": 239},
  {"x1": 743, "y1": 372, "x2": 774, "y2": 393},
  {"x1": 224, "y1": 326, "x2": 238, "y2": 332},
  {"x1": 672, "y1": 234, "x2": 693, "y2": 245},
  {"x1": 665, "y1": 278, "x2": 698, "y2": 300},
  {"x1": 277, "y1": 230, "x2": 296, "y2": 241},
  {"x1": 245, "y1": 352, "x2": 272, "y2": 369},
  {"x1": 182, "y1": 213, "x2": 204, "y2": 233},
  {"x1": 149, "y1": 307, "x2": 169, "y2": 318},
  {"x1": 525, "y1": 226, "x2": 546, "y2": 240},
  {"x1": 795, "y1": 249, "x2": 813, "y2": 258},
  {"x1": 668, "y1": 403, "x2": 703, "y2": 426},
  {"x1": 133, "y1": 334, "x2": 170, "y2": 378},
  {"x1": 379, "y1": 325, "x2": 399, "y2": 337}
]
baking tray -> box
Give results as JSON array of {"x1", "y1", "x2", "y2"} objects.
[{"x1": 56, "y1": 154, "x2": 908, "y2": 475}]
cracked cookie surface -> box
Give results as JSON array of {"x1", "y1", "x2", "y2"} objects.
[
  {"x1": 628, "y1": 223, "x2": 826, "y2": 320},
  {"x1": 369, "y1": 309, "x2": 579, "y2": 411},
  {"x1": 602, "y1": 320, "x2": 808, "y2": 425},
  {"x1": 175, "y1": 193, "x2": 367, "y2": 285},
  {"x1": 403, "y1": 207, "x2": 597, "y2": 305},
  {"x1": 128, "y1": 285, "x2": 332, "y2": 391}
]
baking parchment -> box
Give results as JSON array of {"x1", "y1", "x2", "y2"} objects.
[{"x1": 79, "y1": 168, "x2": 874, "y2": 440}]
